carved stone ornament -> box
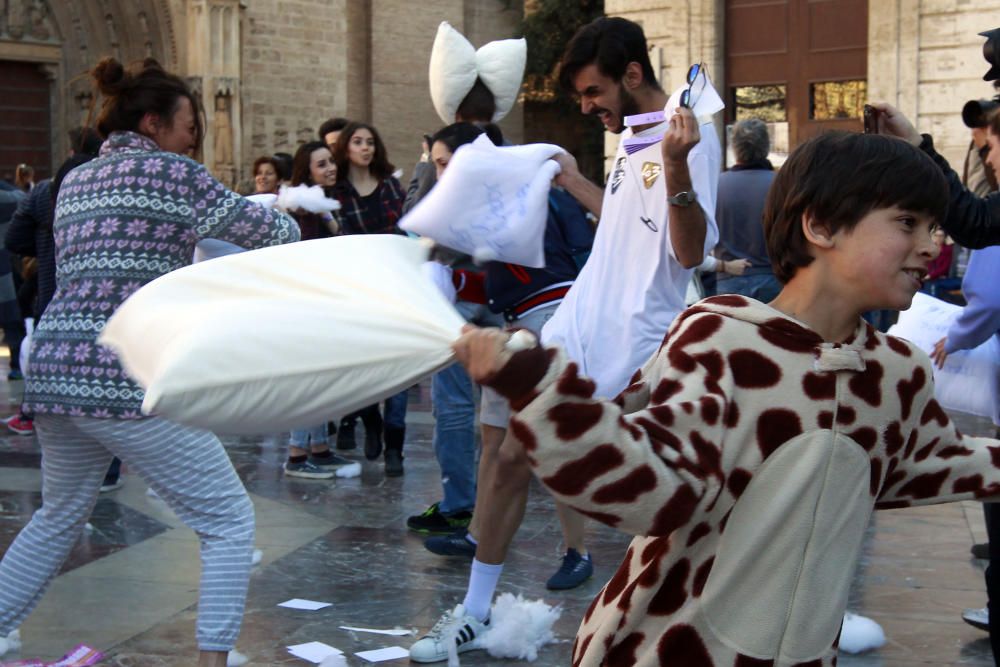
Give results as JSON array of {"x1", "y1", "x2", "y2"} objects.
[{"x1": 2, "y1": 0, "x2": 57, "y2": 42}]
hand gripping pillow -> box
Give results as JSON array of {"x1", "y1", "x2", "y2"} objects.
[
  {"x1": 399, "y1": 134, "x2": 564, "y2": 268},
  {"x1": 99, "y1": 235, "x2": 468, "y2": 434},
  {"x1": 428, "y1": 21, "x2": 527, "y2": 124}
]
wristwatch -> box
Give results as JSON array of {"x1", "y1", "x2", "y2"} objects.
[{"x1": 667, "y1": 191, "x2": 697, "y2": 207}]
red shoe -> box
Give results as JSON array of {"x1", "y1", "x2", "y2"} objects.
[{"x1": 4, "y1": 414, "x2": 34, "y2": 436}]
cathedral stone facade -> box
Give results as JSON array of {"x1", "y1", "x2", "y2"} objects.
[
  {"x1": 2, "y1": 1, "x2": 998, "y2": 186},
  {"x1": 0, "y1": 0, "x2": 523, "y2": 187}
]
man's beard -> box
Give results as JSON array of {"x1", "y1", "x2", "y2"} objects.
[{"x1": 597, "y1": 86, "x2": 641, "y2": 135}]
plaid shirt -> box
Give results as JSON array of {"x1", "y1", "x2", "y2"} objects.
[{"x1": 333, "y1": 176, "x2": 406, "y2": 235}]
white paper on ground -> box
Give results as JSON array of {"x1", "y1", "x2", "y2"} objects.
[
  {"x1": 354, "y1": 646, "x2": 410, "y2": 662},
  {"x1": 287, "y1": 641, "x2": 343, "y2": 663},
  {"x1": 278, "y1": 598, "x2": 333, "y2": 611},
  {"x1": 338, "y1": 626, "x2": 411, "y2": 636},
  {"x1": 887, "y1": 291, "x2": 1000, "y2": 425},
  {"x1": 399, "y1": 134, "x2": 564, "y2": 268},
  {"x1": 100, "y1": 235, "x2": 467, "y2": 435}
]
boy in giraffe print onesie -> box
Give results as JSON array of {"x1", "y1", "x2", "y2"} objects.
[{"x1": 452, "y1": 131, "x2": 1000, "y2": 666}]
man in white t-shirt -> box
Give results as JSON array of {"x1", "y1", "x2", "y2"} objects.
[
  {"x1": 409, "y1": 16, "x2": 719, "y2": 663},
  {"x1": 545, "y1": 27, "x2": 720, "y2": 398}
]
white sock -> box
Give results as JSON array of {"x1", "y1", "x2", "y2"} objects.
[
  {"x1": 463, "y1": 559, "x2": 503, "y2": 622},
  {"x1": 465, "y1": 532, "x2": 478, "y2": 546}
]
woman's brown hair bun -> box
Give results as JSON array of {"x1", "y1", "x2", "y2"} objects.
[{"x1": 92, "y1": 57, "x2": 127, "y2": 97}]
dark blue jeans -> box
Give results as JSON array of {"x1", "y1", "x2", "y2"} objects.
[{"x1": 716, "y1": 272, "x2": 782, "y2": 304}]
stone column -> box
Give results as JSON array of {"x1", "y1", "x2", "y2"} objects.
[{"x1": 186, "y1": 0, "x2": 243, "y2": 188}]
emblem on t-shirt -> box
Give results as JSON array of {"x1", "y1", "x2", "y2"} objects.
[
  {"x1": 641, "y1": 161, "x2": 661, "y2": 189},
  {"x1": 610, "y1": 157, "x2": 626, "y2": 194}
]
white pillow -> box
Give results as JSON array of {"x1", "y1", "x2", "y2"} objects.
[
  {"x1": 99, "y1": 236, "x2": 466, "y2": 434},
  {"x1": 887, "y1": 291, "x2": 1000, "y2": 425},
  {"x1": 428, "y1": 21, "x2": 527, "y2": 124},
  {"x1": 399, "y1": 134, "x2": 564, "y2": 268}
]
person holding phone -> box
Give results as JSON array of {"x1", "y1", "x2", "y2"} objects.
[{"x1": 870, "y1": 102, "x2": 1000, "y2": 249}]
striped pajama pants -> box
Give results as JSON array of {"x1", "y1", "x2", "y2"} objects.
[{"x1": 0, "y1": 415, "x2": 255, "y2": 651}]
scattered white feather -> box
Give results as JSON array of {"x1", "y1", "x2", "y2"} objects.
[
  {"x1": 227, "y1": 649, "x2": 249, "y2": 666},
  {"x1": 839, "y1": 612, "x2": 885, "y2": 654},
  {"x1": 473, "y1": 247, "x2": 498, "y2": 264},
  {"x1": 392, "y1": 168, "x2": 404, "y2": 180},
  {"x1": 480, "y1": 593, "x2": 561, "y2": 662},
  {"x1": 335, "y1": 462, "x2": 362, "y2": 478},
  {"x1": 319, "y1": 654, "x2": 348, "y2": 667},
  {"x1": 0, "y1": 629, "x2": 21, "y2": 656},
  {"x1": 84, "y1": 522, "x2": 95, "y2": 531},
  {"x1": 251, "y1": 549, "x2": 263, "y2": 566},
  {"x1": 277, "y1": 184, "x2": 341, "y2": 214},
  {"x1": 146, "y1": 487, "x2": 161, "y2": 500}
]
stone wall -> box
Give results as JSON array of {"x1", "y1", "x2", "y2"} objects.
[
  {"x1": 240, "y1": 0, "x2": 350, "y2": 169},
  {"x1": 241, "y1": 0, "x2": 524, "y2": 185},
  {"x1": 869, "y1": 0, "x2": 1000, "y2": 167}
]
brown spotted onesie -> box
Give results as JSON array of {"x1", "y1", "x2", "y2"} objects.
[{"x1": 487, "y1": 294, "x2": 1000, "y2": 667}]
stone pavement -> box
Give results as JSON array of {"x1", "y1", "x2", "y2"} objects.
[{"x1": 0, "y1": 377, "x2": 996, "y2": 666}]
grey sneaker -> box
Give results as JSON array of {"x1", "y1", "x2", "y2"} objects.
[
  {"x1": 962, "y1": 606, "x2": 989, "y2": 632},
  {"x1": 283, "y1": 459, "x2": 335, "y2": 479},
  {"x1": 309, "y1": 451, "x2": 356, "y2": 469},
  {"x1": 409, "y1": 604, "x2": 489, "y2": 663}
]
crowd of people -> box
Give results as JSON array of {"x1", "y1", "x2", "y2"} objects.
[{"x1": 0, "y1": 13, "x2": 999, "y2": 667}]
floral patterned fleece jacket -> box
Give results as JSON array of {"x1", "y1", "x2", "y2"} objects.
[
  {"x1": 24, "y1": 131, "x2": 300, "y2": 419},
  {"x1": 487, "y1": 294, "x2": 1000, "y2": 667}
]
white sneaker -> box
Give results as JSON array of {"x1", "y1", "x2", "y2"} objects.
[
  {"x1": 227, "y1": 649, "x2": 249, "y2": 666},
  {"x1": 962, "y1": 606, "x2": 989, "y2": 632},
  {"x1": 409, "y1": 604, "x2": 490, "y2": 663},
  {"x1": 0, "y1": 629, "x2": 21, "y2": 657}
]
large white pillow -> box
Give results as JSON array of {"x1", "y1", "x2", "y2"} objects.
[
  {"x1": 399, "y1": 134, "x2": 563, "y2": 268},
  {"x1": 428, "y1": 21, "x2": 527, "y2": 124},
  {"x1": 99, "y1": 235, "x2": 467, "y2": 434}
]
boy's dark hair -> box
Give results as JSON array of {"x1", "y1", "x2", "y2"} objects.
[
  {"x1": 558, "y1": 17, "x2": 660, "y2": 94},
  {"x1": 763, "y1": 132, "x2": 948, "y2": 283},
  {"x1": 91, "y1": 57, "x2": 203, "y2": 151},
  {"x1": 455, "y1": 79, "x2": 496, "y2": 123},
  {"x1": 272, "y1": 152, "x2": 293, "y2": 181},
  {"x1": 318, "y1": 117, "x2": 349, "y2": 141},
  {"x1": 332, "y1": 121, "x2": 395, "y2": 181},
  {"x1": 290, "y1": 140, "x2": 329, "y2": 186}
]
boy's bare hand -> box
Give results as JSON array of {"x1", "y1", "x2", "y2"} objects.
[
  {"x1": 452, "y1": 326, "x2": 514, "y2": 384},
  {"x1": 869, "y1": 102, "x2": 922, "y2": 146},
  {"x1": 662, "y1": 108, "x2": 700, "y2": 165}
]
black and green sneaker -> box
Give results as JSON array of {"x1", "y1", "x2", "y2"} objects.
[{"x1": 406, "y1": 503, "x2": 473, "y2": 535}]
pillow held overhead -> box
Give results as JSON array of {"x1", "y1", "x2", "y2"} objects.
[
  {"x1": 428, "y1": 21, "x2": 527, "y2": 124},
  {"x1": 399, "y1": 134, "x2": 564, "y2": 268}
]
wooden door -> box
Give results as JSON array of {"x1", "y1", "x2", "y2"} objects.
[
  {"x1": 726, "y1": 0, "x2": 868, "y2": 148},
  {"x1": 0, "y1": 61, "x2": 51, "y2": 182}
]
